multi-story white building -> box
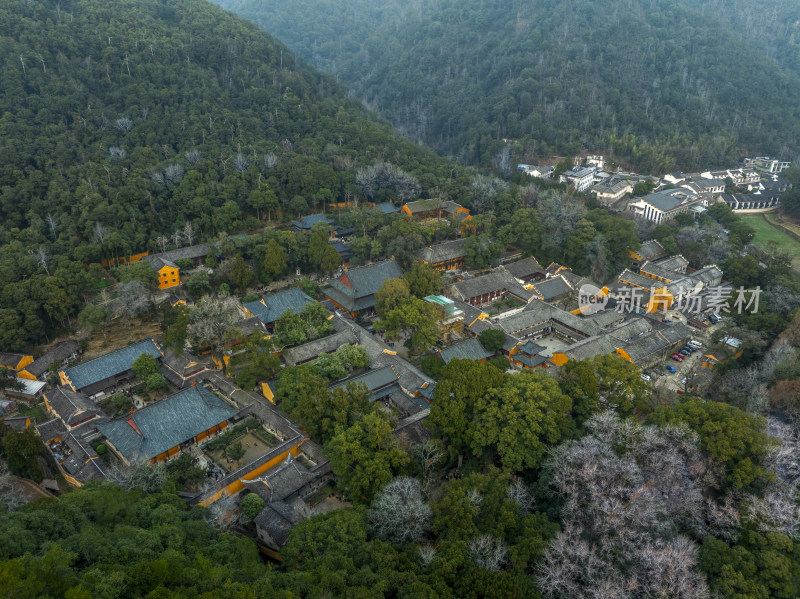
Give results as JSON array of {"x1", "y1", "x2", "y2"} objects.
[
  {"x1": 560, "y1": 166, "x2": 596, "y2": 192},
  {"x1": 628, "y1": 189, "x2": 705, "y2": 223},
  {"x1": 744, "y1": 156, "x2": 791, "y2": 174}
]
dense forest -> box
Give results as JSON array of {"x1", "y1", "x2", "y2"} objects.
[
  {"x1": 0, "y1": 0, "x2": 470, "y2": 350},
  {"x1": 217, "y1": 0, "x2": 800, "y2": 172}
]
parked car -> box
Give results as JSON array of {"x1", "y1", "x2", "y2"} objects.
[
  {"x1": 672, "y1": 353, "x2": 684, "y2": 362},
  {"x1": 641, "y1": 373, "x2": 651, "y2": 382},
  {"x1": 680, "y1": 349, "x2": 691, "y2": 356},
  {"x1": 688, "y1": 340, "x2": 703, "y2": 348},
  {"x1": 667, "y1": 365, "x2": 677, "y2": 373}
]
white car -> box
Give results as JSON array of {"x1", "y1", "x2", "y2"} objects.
[{"x1": 641, "y1": 373, "x2": 651, "y2": 382}]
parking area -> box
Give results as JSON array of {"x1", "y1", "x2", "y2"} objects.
[{"x1": 649, "y1": 320, "x2": 724, "y2": 391}]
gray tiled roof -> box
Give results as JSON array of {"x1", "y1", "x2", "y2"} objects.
[
  {"x1": 37, "y1": 417, "x2": 67, "y2": 442},
  {"x1": 564, "y1": 336, "x2": 619, "y2": 361},
  {"x1": 497, "y1": 299, "x2": 599, "y2": 339},
  {"x1": 450, "y1": 299, "x2": 486, "y2": 325},
  {"x1": 418, "y1": 238, "x2": 468, "y2": 264},
  {"x1": 283, "y1": 330, "x2": 358, "y2": 366},
  {"x1": 291, "y1": 213, "x2": 333, "y2": 230},
  {"x1": 147, "y1": 256, "x2": 178, "y2": 271},
  {"x1": 618, "y1": 269, "x2": 663, "y2": 290},
  {"x1": 255, "y1": 499, "x2": 307, "y2": 548},
  {"x1": 63, "y1": 340, "x2": 162, "y2": 391},
  {"x1": 584, "y1": 309, "x2": 626, "y2": 329},
  {"x1": 244, "y1": 455, "x2": 316, "y2": 503},
  {"x1": 326, "y1": 260, "x2": 403, "y2": 311},
  {"x1": 403, "y1": 199, "x2": 464, "y2": 215},
  {"x1": 231, "y1": 317, "x2": 268, "y2": 338},
  {"x1": 331, "y1": 316, "x2": 433, "y2": 394},
  {"x1": 59, "y1": 430, "x2": 106, "y2": 484},
  {"x1": 689, "y1": 265, "x2": 723, "y2": 286},
  {"x1": 654, "y1": 254, "x2": 689, "y2": 272},
  {"x1": 532, "y1": 276, "x2": 574, "y2": 301},
  {"x1": 96, "y1": 386, "x2": 238, "y2": 462},
  {"x1": 45, "y1": 387, "x2": 102, "y2": 427},
  {"x1": 638, "y1": 261, "x2": 680, "y2": 282},
  {"x1": 26, "y1": 340, "x2": 80, "y2": 377},
  {"x1": 440, "y1": 338, "x2": 493, "y2": 364},
  {"x1": 330, "y1": 365, "x2": 400, "y2": 400},
  {"x1": 505, "y1": 257, "x2": 544, "y2": 280},
  {"x1": 593, "y1": 176, "x2": 631, "y2": 194},
  {"x1": 636, "y1": 240, "x2": 666, "y2": 260},
  {"x1": 148, "y1": 244, "x2": 211, "y2": 263},
  {"x1": 2, "y1": 416, "x2": 31, "y2": 431},
  {"x1": 371, "y1": 202, "x2": 400, "y2": 215},
  {"x1": 0, "y1": 352, "x2": 28, "y2": 369},
  {"x1": 450, "y1": 267, "x2": 533, "y2": 303},
  {"x1": 692, "y1": 178, "x2": 725, "y2": 189},
  {"x1": 638, "y1": 189, "x2": 701, "y2": 212},
  {"x1": 244, "y1": 289, "x2": 315, "y2": 325}
]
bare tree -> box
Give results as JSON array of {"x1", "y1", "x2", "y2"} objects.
[
  {"x1": 115, "y1": 117, "x2": 133, "y2": 133},
  {"x1": 537, "y1": 414, "x2": 710, "y2": 598},
  {"x1": 263, "y1": 152, "x2": 278, "y2": 169},
  {"x1": 107, "y1": 462, "x2": 167, "y2": 494},
  {"x1": 93, "y1": 222, "x2": 108, "y2": 244},
  {"x1": 206, "y1": 494, "x2": 238, "y2": 530},
  {"x1": 418, "y1": 545, "x2": 436, "y2": 567},
  {"x1": 412, "y1": 440, "x2": 443, "y2": 497},
  {"x1": 29, "y1": 246, "x2": 51, "y2": 274},
  {"x1": 155, "y1": 236, "x2": 169, "y2": 253},
  {"x1": 233, "y1": 152, "x2": 249, "y2": 173},
  {"x1": 468, "y1": 535, "x2": 508, "y2": 572},
  {"x1": 355, "y1": 162, "x2": 420, "y2": 203},
  {"x1": 493, "y1": 144, "x2": 512, "y2": 177},
  {"x1": 45, "y1": 214, "x2": 58, "y2": 239},
  {"x1": 164, "y1": 163, "x2": 184, "y2": 185},
  {"x1": 171, "y1": 229, "x2": 183, "y2": 248},
  {"x1": 506, "y1": 479, "x2": 535, "y2": 515},
  {"x1": 185, "y1": 149, "x2": 201, "y2": 165},
  {"x1": 0, "y1": 486, "x2": 27, "y2": 512},
  {"x1": 149, "y1": 170, "x2": 165, "y2": 186},
  {"x1": 188, "y1": 294, "x2": 242, "y2": 354},
  {"x1": 471, "y1": 175, "x2": 508, "y2": 213},
  {"x1": 367, "y1": 477, "x2": 432, "y2": 544},
  {"x1": 108, "y1": 145, "x2": 126, "y2": 159},
  {"x1": 183, "y1": 222, "x2": 195, "y2": 246},
  {"x1": 112, "y1": 280, "x2": 151, "y2": 320}
]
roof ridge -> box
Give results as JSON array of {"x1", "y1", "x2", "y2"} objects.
[{"x1": 65, "y1": 339, "x2": 159, "y2": 374}]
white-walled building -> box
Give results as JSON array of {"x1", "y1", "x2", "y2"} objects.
[{"x1": 628, "y1": 189, "x2": 705, "y2": 223}]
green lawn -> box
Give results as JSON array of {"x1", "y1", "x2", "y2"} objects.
[{"x1": 741, "y1": 215, "x2": 800, "y2": 269}]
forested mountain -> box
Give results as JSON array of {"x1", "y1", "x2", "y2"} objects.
[
  {"x1": 217, "y1": 0, "x2": 800, "y2": 172},
  {"x1": 0, "y1": 0, "x2": 466, "y2": 349}
]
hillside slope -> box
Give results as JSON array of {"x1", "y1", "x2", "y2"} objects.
[
  {"x1": 218, "y1": 0, "x2": 800, "y2": 172},
  {"x1": 0, "y1": 0, "x2": 466, "y2": 349}
]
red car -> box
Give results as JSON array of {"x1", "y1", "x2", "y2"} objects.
[{"x1": 672, "y1": 353, "x2": 685, "y2": 362}]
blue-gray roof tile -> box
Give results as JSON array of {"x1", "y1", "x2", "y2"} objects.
[
  {"x1": 244, "y1": 288, "x2": 315, "y2": 325},
  {"x1": 63, "y1": 340, "x2": 162, "y2": 391},
  {"x1": 96, "y1": 386, "x2": 238, "y2": 462}
]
